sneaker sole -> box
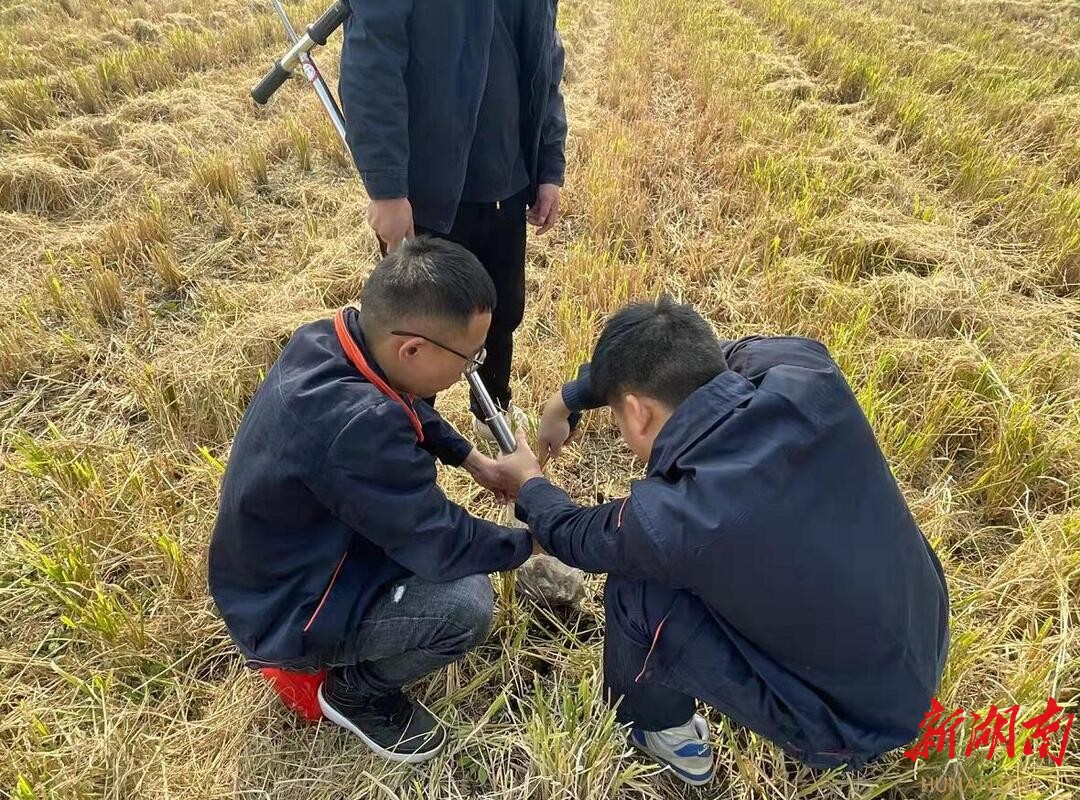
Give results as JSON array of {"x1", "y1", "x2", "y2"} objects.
[
  {"x1": 317, "y1": 685, "x2": 445, "y2": 764},
  {"x1": 630, "y1": 736, "x2": 715, "y2": 786}
]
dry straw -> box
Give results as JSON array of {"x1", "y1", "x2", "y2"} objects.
[{"x1": 0, "y1": 0, "x2": 1077, "y2": 797}]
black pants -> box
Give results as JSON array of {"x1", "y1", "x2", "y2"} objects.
[
  {"x1": 604, "y1": 575, "x2": 697, "y2": 731},
  {"x1": 416, "y1": 190, "x2": 528, "y2": 419}
]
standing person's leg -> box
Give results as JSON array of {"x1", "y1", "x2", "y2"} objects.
[
  {"x1": 412, "y1": 196, "x2": 526, "y2": 420},
  {"x1": 411, "y1": 205, "x2": 484, "y2": 410},
  {"x1": 467, "y1": 191, "x2": 527, "y2": 420},
  {"x1": 604, "y1": 575, "x2": 715, "y2": 785},
  {"x1": 318, "y1": 573, "x2": 494, "y2": 763}
]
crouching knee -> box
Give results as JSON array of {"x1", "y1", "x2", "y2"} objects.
[{"x1": 436, "y1": 574, "x2": 495, "y2": 656}]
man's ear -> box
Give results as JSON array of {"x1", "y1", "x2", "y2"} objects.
[
  {"x1": 396, "y1": 337, "x2": 424, "y2": 362},
  {"x1": 621, "y1": 393, "x2": 652, "y2": 437}
]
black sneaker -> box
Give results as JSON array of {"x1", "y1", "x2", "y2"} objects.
[{"x1": 317, "y1": 677, "x2": 447, "y2": 763}]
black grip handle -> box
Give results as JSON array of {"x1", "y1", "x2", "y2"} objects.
[
  {"x1": 251, "y1": 60, "x2": 291, "y2": 105},
  {"x1": 307, "y1": 0, "x2": 351, "y2": 45}
]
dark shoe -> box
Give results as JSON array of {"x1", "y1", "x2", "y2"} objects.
[{"x1": 318, "y1": 678, "x2": 447, "y2": 763}]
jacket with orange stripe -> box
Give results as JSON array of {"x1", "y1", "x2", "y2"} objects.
[
  {"x1": 209, "y1": 307, "x2": 532, "y2": 667},
  {"x1": 515, "y1": 336, "x2": 949, "y2": 768}
]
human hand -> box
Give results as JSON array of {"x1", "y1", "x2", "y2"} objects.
[
  {"x1": 463, "y1": 448, "x2": 515, "y2": 504},
  {"x1": 367, "y1": 197, "x2": 414, "y2": 251},
  {"x1": 527, "y1": 183, "x2": 560, "y2": 235},
  {"x1": 496, "y1": 428, "x2": 545, "y2": 495},
  {"x1": 537, "y1": 390, "x2": 578, "y2": 467}
]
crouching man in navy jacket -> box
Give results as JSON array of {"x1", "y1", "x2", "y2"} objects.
[
  {"x1": 209, "y1": 238, "x2": 533, "y2": 763},
  {"x1": 497, "y1": 297, "x2": 950, "y2": 785}
]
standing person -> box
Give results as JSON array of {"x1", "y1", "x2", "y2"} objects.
[{"x1": 339, "y1": 0, "x2": 568, "y2": 435}]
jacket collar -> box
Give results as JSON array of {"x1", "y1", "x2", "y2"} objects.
[
  {"x1": 341, "y1": 306, "x2": 392, "y2": 385},
  {"x1": 647, "y1": 370, "x2": 756, "y2": 477},
  {"x1": 336, "y1": 306, "x2": 424, "y2": 442}
]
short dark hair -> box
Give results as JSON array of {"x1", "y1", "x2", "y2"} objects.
[
  {"x1": 359, "y1": 236, "x2": 497, "y2": 336},
  {"x1": 590, "y1": 296, "x2": 728, "y2": 408}
]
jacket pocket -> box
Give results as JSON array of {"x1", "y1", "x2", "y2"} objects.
[{"x1": 301, "y1": 553, "x2": 349, "y2": 654}]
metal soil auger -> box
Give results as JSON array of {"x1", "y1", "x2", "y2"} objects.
[{"x1": 251, "y1": 0, "x2": 517, "y2": 455}]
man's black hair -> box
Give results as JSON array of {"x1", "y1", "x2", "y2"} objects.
[
  {"x1": 359, "y1": 236, "x2": 497, "y2": 336},
  {"x1": 590, "y1": 296, "x2": 728, "y2": 408}
]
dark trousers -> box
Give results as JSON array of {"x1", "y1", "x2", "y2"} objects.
[
  {"x1": 604, "y1": 575, "x2": 697, "y2": 731},
  {"x1": 329, "y1": 574, "x2": 494, "y2": 697},
  {"x1": 416, "y1": 191, "x2": 528, "y2": 419}
]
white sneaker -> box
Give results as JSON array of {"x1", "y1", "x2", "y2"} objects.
[
  {"x1": 630, "y1": 713, "x2": 715, "y2": 786},
  {"x1": 472, "y1": 404, "x2": 528, "y2": 445}
]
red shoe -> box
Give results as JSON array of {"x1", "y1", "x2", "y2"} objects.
[{"x1": 260, "y1": 668, "x2": 326, "y2": 722}]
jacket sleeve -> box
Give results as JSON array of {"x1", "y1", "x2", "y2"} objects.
[
  {"x1": 414, "y1": 400, "x2": 473, "y2": 467},
  {"x1": 560, "y1": 363, "x2": 601, "y2": 412},
  {"x1": 339, "y1": 0, "x2": 412, "y2": 199},
  {"x1": 536, "y1": 27, "x2": 568, "y2": 187},
  {"x1": 314, "y1": 403, "x2": 532, "y2": 581},
  {"x1": 559, "y1": 362, "x2": 603, "y2": 431},
  {"x1": 515, "y1": 477, "x2": 675, "y2": 584}
]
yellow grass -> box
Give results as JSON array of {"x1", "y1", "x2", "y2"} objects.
[{"x1": 1, "y1": 0, "x2": 1078, "y2": 798}]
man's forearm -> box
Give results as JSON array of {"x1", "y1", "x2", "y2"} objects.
[
  {"x1": 560, "y1": 363, "x2": 604, "y2": 432},
  {"x1": 416, "y1": 402, "x2": 473, "y2": 466},
  {"x1": 515, "y1": 477, "x2": 623, "y2": 574},
  {"x1": 561, "y1": 369, "x2": 600, "y2": 413}
]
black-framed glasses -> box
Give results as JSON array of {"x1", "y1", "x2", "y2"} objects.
[{"x1": 391, "y1": 330, "x2": 487, "y2": 373}]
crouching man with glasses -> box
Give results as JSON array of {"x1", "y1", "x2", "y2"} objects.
[{"x1": 209, "y1": 237, "x2": 537, "y2": 763}]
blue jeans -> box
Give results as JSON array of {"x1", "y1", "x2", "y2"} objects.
[{"x1": 329, "y1": 574, "x2": 494, "y2": 696}]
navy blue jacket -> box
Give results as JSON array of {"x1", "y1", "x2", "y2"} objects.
[
  {"x1": 339, "y1": 0, "x2": 567, "y2": 233},
  {"x1": 516, "y1": 336, "x2": 949, "y2": 767},
  {"x1": 209, "y1": 308, "x2": 532, "y2": 667}
]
